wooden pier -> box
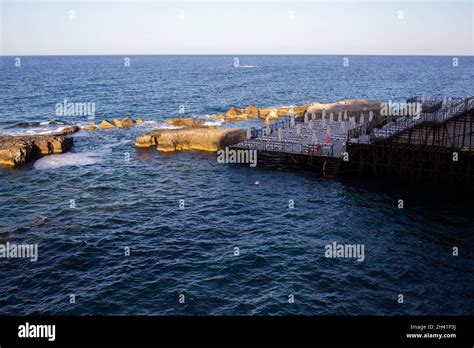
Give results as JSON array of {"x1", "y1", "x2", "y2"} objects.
[{"x1": 230, "y1": 96, "x2": 474, "y2": 184}]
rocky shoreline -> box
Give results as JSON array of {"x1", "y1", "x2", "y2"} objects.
[
  {"x1": 0, "y1": 126, "x2": 79, "y2": 167},
  {"x1": 135, "y1": 99, "x2": 382, "y2": 153},
  {"x1": 1, "y1": 99, "x2": 384, "y2": 166}
]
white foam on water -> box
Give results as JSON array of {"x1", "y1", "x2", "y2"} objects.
[
  {"x1": 34, "y1": 139, "x2": 131, "y2": 170},
  {"x1": 236, "y1": 65, "x2": 256, "y2": 68},
  {"x1": 34, "y1": 152, "x2": 103, "y2": 169},
  {"x1": 203, "y1": 119, "x2": 224, "y2": 126},
  {"x1": 140, "y1": 120, "x2": 180, "y2": 129},
  {"x1": 5, "y1": 126, "x2": 72, "y2": 136}
]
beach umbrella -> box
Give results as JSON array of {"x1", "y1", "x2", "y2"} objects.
[
  {"x1": 308, "y1": 119, "x2": 314, "y2": 129},
  {"x1": 312, "y1": 130, "x2": 318, "y2": 144},
  {"x1": 322, "y1": 110, "x2": 326, "y2": 120},
  {"x1": 246, "y1": 128, "x2": 252, "y2": 139},
  {"x1": 278, "y1": 128, "x2": 283, "y2": 141},
  {"x1": 290, "y1": 115, "x2": 295, "y2": 127},
  {"x1": 340, "y1": 121, "x2": 347, "y2": 133},
  {"x1": 359, "y1": 114, "x2": 365, "y2": 125},
  {"x1": 329, "y1": 113, "x2": 334, "y2": 123},
  {"x1": 266, "y1": 125, "x2": 271, "y2": 136},
  {"x1": 296, "y1": 123, "x2": 301, "y2": 135},
  {"x1": 369, "y1": 111, "x2": 374, "y2": 122},
  {"x1": 311, "y1": 112, "x2": 316, "y2": 121},
  {"x1": 338, "y1": 111, "x2": 342, "y2": 123},
  {"x1": 304, "y1": 113, "x2": 309, "y2": 123},
  {"x1": 343, "y1": 110, "x2": 348, "y2": 120},
  {"x1": 326, "y1": 125, "x2": 331, "y2": 144}
]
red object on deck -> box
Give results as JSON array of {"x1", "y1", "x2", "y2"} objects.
[{"x1": 316, "y1": 144, "x2": 322, "y2": 155}]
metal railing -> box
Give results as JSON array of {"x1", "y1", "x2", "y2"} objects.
[{"x1": 347, "y1": 96, "x2": 474, "y2": 143}]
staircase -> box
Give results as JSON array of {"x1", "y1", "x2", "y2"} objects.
[
  {"x1": 348, "y1": 96, "x2": 474, "y2": 143},
  {"x1": 323, "y1": 158, "x2": 343, "y2": 179}
]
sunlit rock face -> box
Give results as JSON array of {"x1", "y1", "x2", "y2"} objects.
[
  {"x1": 0, "y1": 134, "x2": 74, "y2": 167},
  {"x1": 165, "y1": 117, "x2": 205, "y2": 128},
  {"x1": 135, "y1": 127, "x2": 246, "y2": 153},
  {"x1": 95, "y1": 118, "x2": 142, "y2": 130}
]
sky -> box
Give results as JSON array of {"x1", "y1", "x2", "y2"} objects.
[{"x1": 0, "y1": 0, "x2": 473, "y2": 55}]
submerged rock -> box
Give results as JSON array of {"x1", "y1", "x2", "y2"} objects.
[
  {"x1": 135, "y1": 127, "x2": 246, "y2": 152},
  {"x1": 61, "y1": 125, "x2": 80, "y2": 134},
  {"x1": 0, "y1": 134, "x2": 74, "y2": 167}
]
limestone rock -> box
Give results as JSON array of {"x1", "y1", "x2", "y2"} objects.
[
  {"x1": 122, "y1": 117, "x2": 134, "y2": 128},
  {"x1": 165, "y1": 117, "x2": 204, "y2": 128},
  {"x1": 306, "y1": 99, "x2": 382, "y2": 123},
  {"x1": 266, "y1": 109, "x2": 279, "y2": 120},
  {"x1": 135, "y1": 134, "x2": 156, "y2": 148},
  {"x1": 113, "y1": 118, "x2": 123, "y2": 128},
  {"x1": 0, "y1": 134, "x2": 73, "y2": 167},
  {"x1": 226, "y1": 107, "x2": 240, "y2": 117},
  {"x1": 82, "y1": 123, "x2": 97, "y2": 131},
  {"x1": 244, "y1": 105, "x2": 259, "y2": 117},
  {"x1": 100, "y1": 120, "x2": 115, "y2": 129},
  {"x1": 61, "y1": 125, "x2": 80, "y2": 134},
  {"x1": 135, "y1": 127, "x2": 246, "y2": 152}
]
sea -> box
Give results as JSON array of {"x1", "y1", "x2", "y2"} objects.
[{"x1": 0, "y1": 55, "x2": 473, "y2": 315}]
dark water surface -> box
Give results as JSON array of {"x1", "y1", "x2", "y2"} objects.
[{"x1": 0, "y1": 55, "x2": 473, "y2": 315}]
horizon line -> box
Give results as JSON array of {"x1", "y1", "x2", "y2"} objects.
[{"x1": 1, "y1": 53, "x2": 473, "y2": 57}]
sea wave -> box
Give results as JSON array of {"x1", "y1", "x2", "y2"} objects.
[
  {"x1": 34, "y1": 139, "x2": 130, "y2": 169},
  {"x1": 33, "y1": 152, "x2": 103, "y2": 169},
  {"x1": 12, "y1": 120, "x2": 66, "y2": 128},
  {"x1": 203, "y1": 119, "x2": 224, "y2": 126},
  {"x1": 2, "y1": 126, "x2": 73, "y2": 136}
]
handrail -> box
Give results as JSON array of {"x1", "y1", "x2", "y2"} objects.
[{"x1": 348, "y1": 96, "x2": 474, "y2": 143}]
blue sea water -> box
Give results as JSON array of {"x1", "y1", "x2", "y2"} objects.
[{"x1": 0, "y1": 55, "x2": 473, "y2": 315}]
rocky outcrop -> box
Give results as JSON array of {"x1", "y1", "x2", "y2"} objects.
[
  {"x1": 219, "y1": 100, "x2": 380, "y2": 122},
  {"x1": 306, "y1": 99, "x2": 382, "y2": 122},
  {"x1": 165, "y1": 117, "x2": 205, "y2": 128},
  {"x1": 221, "y1": 104, "x2": 309, "y2": 122},
  {"x1": 61, "y1": 125, "x2": 80, "y2": 134},
  {"x1": 99, "y1": 120, "x2": 115, "y2": 129},
  {"x1": 136, "y1": 127, "x2": 246, "y2": 152},
  {"x1": 93, "y1": 118, "x2": 143, "y2": 130},
  {"x1": 83, "y1": 122, "x2": 97, "y2": 131},
  {"x1": 0, "y1": 134, "x2": 74, "y2": 167}
]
